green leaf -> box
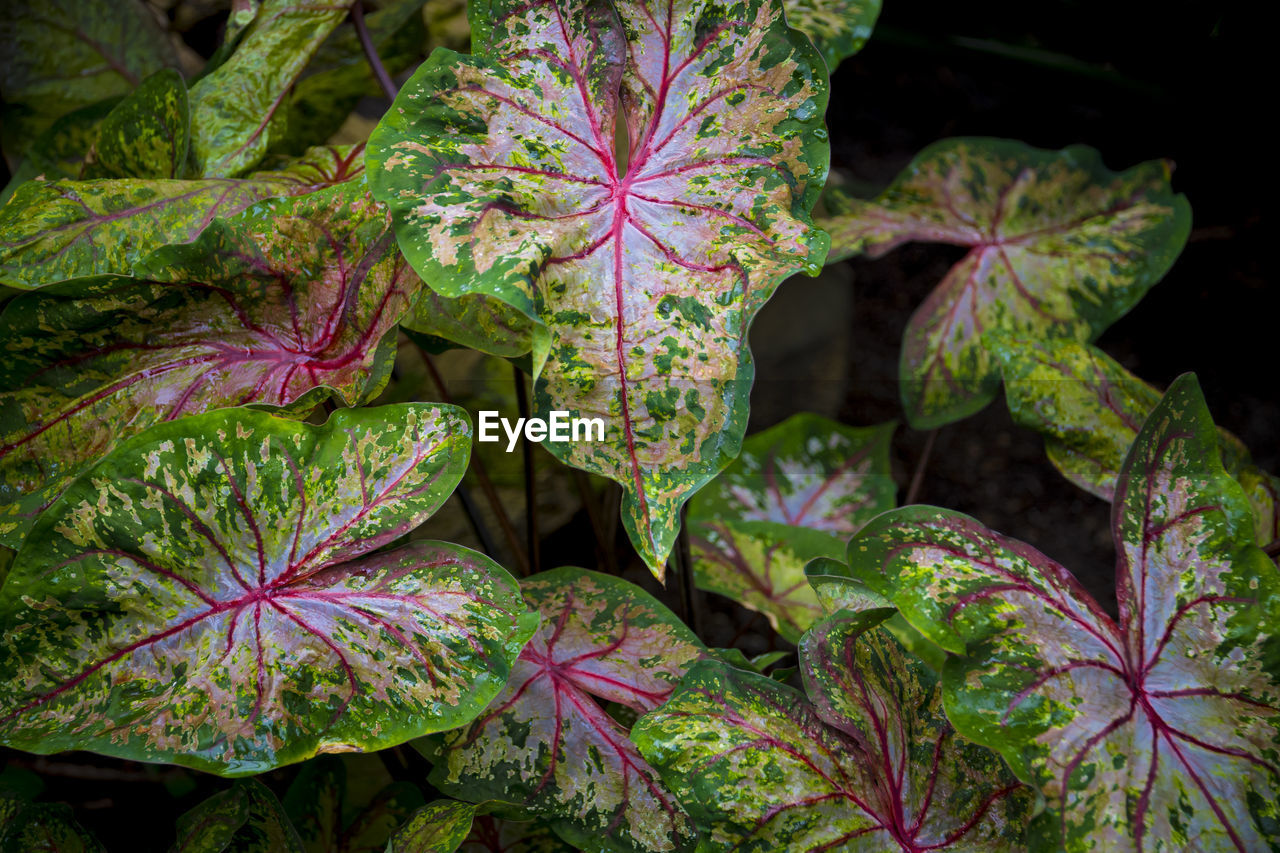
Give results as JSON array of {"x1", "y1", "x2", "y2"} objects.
[
  {"x1": 0, "y1": 99, "x2": 121, "y2": 204},
  {"x1": 843, "y1": 375, "x2": 1280, "y2": 849},
  {"x1": 632, "y1": 649, "x2": 1031, "y2": 852},
  {"x1": 0, "y1": 0, "x2": 177, "y2": 160},
  {"x1": 459, "y1": 815, "x2": 576, "y2": 852},
  {"x1": 686, "y1": 414, "x2": 895, "y2": 642},
  {"x1": 367, "y1": 0, "x2": 831, "y2": 577},
  {"x1": 402, "y1": 289, "x2": 535, "y2": 360},
  {"x1": 174, "y1": 780, "x2": 305, "y2": 853},
  {"x1": 426, "y1": 567, "x2": 704, "y2": 852},
  {"x1": 388, "y1": 801, "x2": 476, "y2": 853},
  {"x1": 783, "y1": 0, "x2": 881, "y2": 70},
  {"x1": 0, "y1": 180, "x2": 418, "y2": 549},
  {"x1": 188, "y1": 0, "x2": 355, "y2": 177},
  {"x1": 283, "y1": 756, "x2": 425, "y2": 853},
  {"x1": 818, "y1": 138, "x2": 1190, "y2": 429},
  {"x1": 0, "y1": 794, "x2": 104, "y2": 853},
  {"x1": 0, "y1": 143, "x2": 366, "y2": 290},
  {"x1": 0, "y1": 403, "x2": 537, "y2": 776},
  {"x1": 990, "y1": 333, "x2": 1280, "y2": 548},
  {"x1": 84, "y1": 69, "x2": 190, "y2": 180}
]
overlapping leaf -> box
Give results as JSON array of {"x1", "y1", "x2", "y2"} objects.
[
  {"x1": 0, "y1": 793, "x2": 104, "y2": 853},
  {"x1": 388, "y1": 801, "x2": 476, "y2": 853},
  {"x1": 0, "y1": 179, "x2": 417, "y2": 548},
  {"x1": 0, "y1": 403, "x2": 537, "y2": 775},
  {"x1": 990, "y1": 333, "x2": 1280, "y2": 548},
  {"x1": 187, "y1": 0, "x2": 354, "y2": 177},
  {"x1": 687, "y1": 414, "x2": 895, "y2": 641},
  {"x1": 819, "y1": 138, "x2": 1190, "y2": 428},
  {"x1": 0, "y1": 0, "x2": 177, "y2": 159},
  {"x1": 0, "y1": 100, "x2": 121, "y2": 204},
  {"x1": 426, "y1": 568, "x2": 704, "y2": 852},
  {"x1": 632, "y1": 641, "x2": 1031, "y2": 852},
  {"x1": 460, "y1": 816, "x2": 577, "y2": 853},
  {"x1": 402, "y1": 289, "x2": 536, "y2": 360},
  {"x1": 84, "y1": 69, "x2": 190, "y2": 180},
  {"x1": 0, "y1": 143, "x2": 366, "y2": 290},
  {"x1": 783, "y1": 0, "x2": 881, "y2": 70},
  {"x1": 843, "y1": 375, "x2": 1280, "y2": 850},
  {"x1": 282, "y1": 756, "x2": 424, "y2": 853},
  {"x1": 368, "y1": 0, "x2": 831, "y2": 575},
  {"x1": 174, "y1": 780, "x2": 304, "y2": 853}
]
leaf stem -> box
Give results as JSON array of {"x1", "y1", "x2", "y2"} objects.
[
  {"x1": 1265, "y1": 539, "x2": 1280, "y2": 559},
  {"x1": 351, "y1": 1, "x2": 398, "y2": 102},
  {"x1": 513, "y1": 364, "x2": 541, "y2": 574},
  {"x1": 905, "y1": 428, "x2": 939, "y2": 505}
]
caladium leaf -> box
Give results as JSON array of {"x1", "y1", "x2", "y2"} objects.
[
  {"x1": 84, "y1": 68, "x2": 190, "y2": 180},
  {"x1": 0, "y1": 794, "x2": 104, "y2": 853},
  {"x1": 0, "y1": 143, "x2": 366, "y2": 290},
  {"x1": 0, "y1": 179, "x2": 417, "y2": 548},
  {"x1": 843, "y1": 374, "x2": 1280, "y2": 850},
  {"x1": 402, "y1": 289, "x2": 536, "y2": 360},
  {"x1": 632, "y1": 648, "x2": 1032, "y2": 852},
  {"x1": 0, "y1": 403, "x2": 537, "y2": 775},
  {"x1": 783, "y1": 0, "x2": 881, "y2": 70},
  {"x1": 426, "y1": 568, "x2": 704, "y2": 853},
  {"x1": 460, "y1": 816, "x2": 577, "y2": 853},
  {"x1": 990, "y1": 333, "x2": 1280, "y2": 548},
  {"x1": 388, "y1": 801, "x2": 476, "y2": 853},
  {"x1": 0, "y1": 0, "x2": 178, "y2": 160},
  {"x1": 367, "y1": 0, "x2": 831, "y2": 576},
  {"x1": 687, "y1": 414, "x2": 895, "y2": 642},
  {"x1": 819, "y1": 138, "x2": 1190, "y2": 429},
  {"x1": 282, "y1": 756, "x2": 425, "y2": 853},
  {"x1": 174, "y1": 780, "x2": 305, "y2": 853}
]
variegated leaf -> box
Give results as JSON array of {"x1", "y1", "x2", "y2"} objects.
[
  {"x1": 388, "y1": 801, "x2": 476, "y2": 853},
  {"x1": 632, "y1": 647, "x2": 1031, "y2": 852},
  {"x1": 84, "y1": 68, "x2": 189, "y2": 180},
  {"x1": 990, "y1": 333, "x2": 1280, "y2": 548},
  {"x1": 460, "y1": 816, "x2": 577, "y2": 853},
  {"x1": 282, "y1": 756, "x2": 425, "y2": 853},
  {"x1": 0, "y1": 404, "x2": 537, "y2": 775},
  {"x1": 687, "y1": 414, "x2": 895, "y2": 641},
  {"x1": 426, "y1": 568, "x2": 704, "y2": 853},
  {"x1": 819, "y1": 138, "x2": 1190, "y2": 428},
  {"x1": 0, "y1": 143, "x2": 366, "y2": 290},
  {"x1": 0, "y1": 794, "x2": 104, "y2": 853},
  {"x1": 188, "y1": 0, "x2": 354, "y2": 177},
  {"x1": 174, "y1": 780, "x2": 305, "y2": 853},
  {"x1": 367, "y1": 0, "x2": 831, "y2": 575},
  {"x1": 0, "y1": 180, "x2": 417, "y2": 549},
  {"x1": 0, "y1": 0, "x2": 177, "y2": 159},
  {"x1": 783, "y1": 0, "x2": 880, "y2": 70},
  {"x1": 402, "y1": 289, "x2": 537, "y2": 360},
  {"x1": 843, "y1": 375, "x2": 1280, "y2": 850}
]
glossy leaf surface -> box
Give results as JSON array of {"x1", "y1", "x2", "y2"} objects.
[
  {"x1": 820, "y1": 138, "x2": 1190, "y2": 428},
  {"x1": 783, "y1": 0, "x2": 881, "y2": 70},
  {"x1": 388, "y1": 801, "x2": 476, "y2": 853},
  {"x1": 633, "y1": 648, "x2": 1031, "y2": 852},
  {"x1": 188, "y1": 0, "x2": 354, "y2": 177},
  {"x1": 368, "y1": 0, "x2": 831, "y2": 575},
  {"x1": 282, "y1": 756, "x2": 424, "y2": 853},
  {"x1": 0, "y1": 143, "x2": 366, "y2": 290},
  {"x1": 427, "y1": 568, "x2": 703, "y2": 852},
  {"x1": 174, "y1": 780, "x2": 305, "y2": 853},
  {"x1": 0, "y1": 180, "x2": 417, "y2": 548},
  {"x1": 0, "y1": 404, "x2": 536, "y2": 775},
  {"x1": 86, "y1": 68, "x2": 190, "y2": 180},
  {"x1": 844, "y1": 375, "x2": 1280, "y2": 850}
]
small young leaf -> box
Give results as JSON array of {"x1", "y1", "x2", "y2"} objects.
[
  {"x1": 283, "y1": 756, "x2": 424, "y2": 853},
  {"x1": 783, "y1": 0, "x2": 881, "y2": 70},
  {"x1": 174, "y1": 780, "x2": 304, "y2": 853},
  {"x1": 0, "y1": 404, "x2": 537, "y2": 776},
  {"x1": 426, "y1": 568, "x2": 704, "y2": 853},
  {"x1": 368, "y1": 0, "x2": 831, "y2": 577},
  {"x1": 844, "y1": 375, "x2": 1280, "y2": 849},
  {"x1": 85, "y1": 68, "x2": 190, "y2": 180},
  {"x1": 0, "y1": 143, "x2": 365, "y2": 290},
  {"x1": 819, "y1": 138, "x2": 1191, "y2": 428},
  {"x1": 0, "y1": 180, "x2": 417, "y2": 548},
  {"x1": 188, "y1": 0, "x2": 355, "y2": 177},
  {"x1": 388, "y1": 801, "x2": 476, "y2": 853},
  {"x1": 0, "y1": 794, "x2": 104, "y2": 853}
]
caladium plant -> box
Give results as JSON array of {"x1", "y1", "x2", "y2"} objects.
[
  {"x1": 367, "y1": 0, "x2": 832, "y2": 576},
  {"x1": 0, "y1": 403, "x2": 537, "y2": 775},
  {"x1": 843, "y1": 375, "x2": 1280, "y2": 850},
  {"x1": 174, "y1": 779, "x2": 305, "y2": 853},
  {"x1": 282, "y1": 756, "x2": 425, "y2": 853},
  {"x1": 819, "y1": 138, "x2": 1191, "y2": 429}
]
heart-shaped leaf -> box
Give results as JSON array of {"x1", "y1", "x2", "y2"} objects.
[
  {"x1": 0, "y1": 793, "x2": 104, "y2": 853},
  {"x1": 0, "y1": 179, "x2": 418, "y2": 548},
  {"x1": 388, "y1": 800, "x2": 476, "y2": 853},
  {"x1": 188, "y1": 0, "x2": 354, "y2": 177},
  {"x1": 84, "y1": 68, "x2": 190, "y2": 180},
  {"x1": 282, "y1": 756, "x2": 425, "y2": 853},
  {"x1": 460, "y1": 815, "x2": 577, "y2": 853},
  {"x1": 632, "y1": 639, "x2": 1032, "y2": 852},
  {"x1": 783, "y1": 0, "x2": 881, "y2": 70},
  {"x1": 0, "y1": 403, "x2": 537, "y2": 775},
  {"x1": 368, "y1": 0, "x2": 831, "y2": 575},
  {"x1": 0, "y1": 0, "x2": 177, "y2": 159},
  {"x1": 0, "y1": 143, "x2": 366, "y2": 290},
  {"x1": 819, "y1": 138, "x2": 1190, "y2": 428},
  {"x1": 843, "y1": 374, "x2": 1280, "y2": 849},
  {"x1": 990, "y1": 333, "x2": 1280, "y2": 548},
  {"x1": 425, "y1": 567, "x2": 704, "y2": 852},
  {"x1": 174, "y1": 780, "x2": 305, "y2": 853},
  {"x1": 687, "y1": 414, "x2": 895, "y2": 641}
]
